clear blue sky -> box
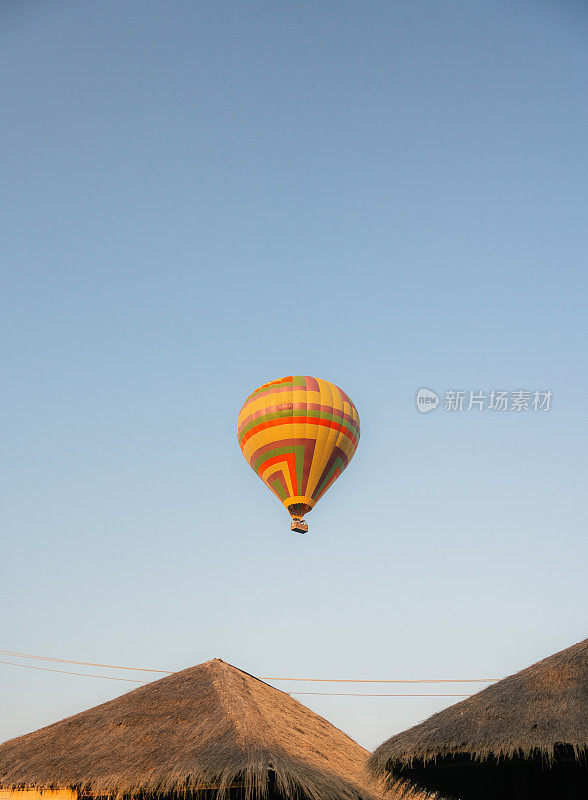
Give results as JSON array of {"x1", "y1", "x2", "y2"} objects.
[{"x1": 1, "y1": 0, "x2": 587, "y2": 750}]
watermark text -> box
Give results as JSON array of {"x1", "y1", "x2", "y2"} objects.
[{"x1": 416, "y1": 388, "x2": 552, "y2": 414}]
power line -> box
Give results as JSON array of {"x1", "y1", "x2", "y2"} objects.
[
  {"x1": 0, "y1": 650, "x2": 169, "y2": 673},
  {"x1": 0, "y1": 650, "x2": 499, "y2": 684},
  {"x1": 293, "y1": 692, "x2": 471, "y2": 697},
  {"x1": 0, "y1": 660, "x2": 143, "y2": 683},
  {"x1": 0, "y1": 660, "x2": 472, "y2": 696},
  {"x1": 264, "y1": 677, "x2": 494, "y2": 684}
]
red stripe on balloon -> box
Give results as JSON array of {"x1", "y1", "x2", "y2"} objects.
[
  {"x1": 257, "y1": 452, "x2": 299, "y2": 496},
  {"x1": 237, "y1": 403, "x2": 359, "y2": 437},
  {"x1": 241, "y1": 417, "x2": 358, "y2": 448}
]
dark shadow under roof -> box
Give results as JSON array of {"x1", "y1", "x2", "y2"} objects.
[{"x1": 369, "y1": 638, "x2": 588, "y2": 800}]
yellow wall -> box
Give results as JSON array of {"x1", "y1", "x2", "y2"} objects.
[{"x1": 0, "y1": 791, "x2": 75, "y2": 800}]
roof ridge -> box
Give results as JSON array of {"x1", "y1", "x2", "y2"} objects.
[
  {"x1": 464, "y1": 637, "x2": 588, "y2": 701},
  {"x1": 210, "y1": 660, "x2": 276, "y2": 751},
  {"x1": 215, "y1": 659, "x2": 374, "y2": 756}
]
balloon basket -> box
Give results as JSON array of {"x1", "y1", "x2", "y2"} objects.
[{"x1": 290, "y1": 518, "x2": 308, "y2": 534}]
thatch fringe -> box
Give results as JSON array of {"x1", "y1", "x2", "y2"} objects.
[{"x1": 370, "y1": 638, "x2": 587, "y2": 775}]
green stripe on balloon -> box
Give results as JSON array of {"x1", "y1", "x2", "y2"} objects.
[
  {"x1": 313, "y1": 456, "x2": 346, "y2": 500},
  {"x1": 268, "y1": 472, "x2": 288, "y2": 500},
  {"x1": 252, "y1": 444, "x2": 294, "y2": 473},
  {"x1": 253, "y1": 444, "x2": 307, "y2": 494},
  {"x1": 294, "y1": 443, "x2": 306, "y2": 494}
]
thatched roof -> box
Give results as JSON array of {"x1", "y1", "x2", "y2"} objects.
[
  {"x1": 369, "y1": 638, "x2": 588, "y2": 800},
  {"x1": 0, "y1": 658, "x2": 386, "y2": 800}
]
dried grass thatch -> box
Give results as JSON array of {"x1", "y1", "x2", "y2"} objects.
[
  {"x1": 0, "y1": 659, "x2": 388, "y2": 800},
  {"x1": 369, "y1": 638, "x2": 588, "y2": 800}
]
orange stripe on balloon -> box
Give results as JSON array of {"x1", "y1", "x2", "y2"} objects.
[
  {"x1": 241, "y1": 417, "x2": 358, "y2": 448},
  {"x1": 257, "y1": 452, "x2": 298, "y2": 496}
]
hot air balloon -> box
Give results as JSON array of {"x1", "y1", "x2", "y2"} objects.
[{"x1": 237, "y1": 376, "x2": 360, "y2": 533}]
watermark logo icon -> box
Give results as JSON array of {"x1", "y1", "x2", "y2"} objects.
[{"x1": 416, "y1": 388, "x2": 440, "y2": 413}]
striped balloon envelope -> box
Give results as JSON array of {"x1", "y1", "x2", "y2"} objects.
[{"x1": 237, "y1": 376, "x2": 360, "y2": 532}]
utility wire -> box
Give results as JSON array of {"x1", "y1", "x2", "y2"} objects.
[
  {"x1": 0, "y1": 650, "x2": 498, "y2": 684},
  {"x1": 0, "y1": 660, "x2": 472, "y2": 696},
  {"x1": 294, "y1": 692, "x2": 471, "y2": 697},
  {"x1": 264, "y1": 677, "x2": 494, "y2": 684},
  {"x1": 0, "y1": 660, "x2": 143, "y2": 683},
  {"x1": 0, "y1": 650, "x2": 169, "y2": 673}
]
